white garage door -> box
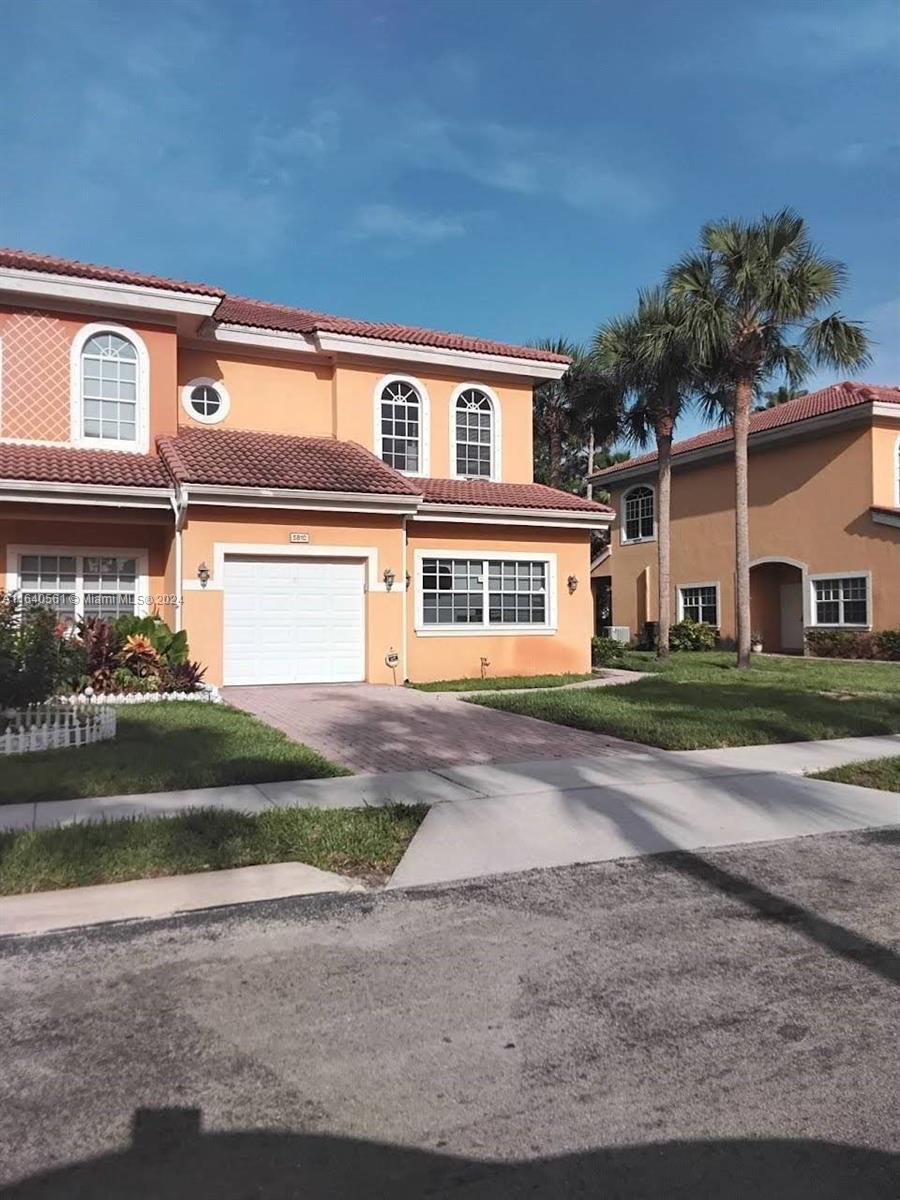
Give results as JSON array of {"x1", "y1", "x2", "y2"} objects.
[{"x1": 224, "y1": 556, "x2": 366, "y2": 685}]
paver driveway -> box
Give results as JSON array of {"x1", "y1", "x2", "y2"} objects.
[{"x1": 223, "y1": 683, "x2": 626, "y2": 773}]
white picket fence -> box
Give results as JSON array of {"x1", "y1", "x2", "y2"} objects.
[
  {"x1": 1, "y1": 704, "x2": 117, "y2": 756},
  {"x1": 55, "y1": 685, "x2": 221, "y2": 706}
]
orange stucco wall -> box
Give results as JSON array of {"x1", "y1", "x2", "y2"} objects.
[
  {"x1": 606, "y1": 422, "x2": 900, "y2": 643},
  {"x1": 872, "y1": 419, "x2": 900, "y2": 508},
  {"x1": 332, "y1": 362, "x2": 535, "y2": 482},
  {"x1": 405, "y1": 523, "x2": 592, "y2": 682},
  {"x1": 178, "y1": 509, "x2": 592, "y2": 686},
  {"x1": 0, "y1": 304, "x2": 178, "y2": 446},
  {"x1": 178, "y1": 349, "x2": 334, "y2": 437}
]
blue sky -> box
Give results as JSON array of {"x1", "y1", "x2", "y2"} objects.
[{"x1": 2, "y1": 0, "x2": 898, "y2": 439}]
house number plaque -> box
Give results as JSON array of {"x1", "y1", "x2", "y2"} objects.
[{"x1": 289, "y1": 532, "x2": 310, "y2": 544}]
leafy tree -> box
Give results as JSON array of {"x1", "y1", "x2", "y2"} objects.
[
  {"x1": 668, "y1": 209, "x2": 870, "y2": 667},
  {"x1": 532, "y1": 338, "x2": 622, "y2": 491},
  {"x1": 755, "y1": 384, "x2": 808, "y2": 411},
  {"x1": 594, "y1": 288, "x2": 697, "y2": 658}
]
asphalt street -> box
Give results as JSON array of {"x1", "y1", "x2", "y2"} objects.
[{"x1": 1, "y1": 827, "x2": 898, "y2": 1198}]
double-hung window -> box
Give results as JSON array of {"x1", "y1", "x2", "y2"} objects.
[
  {"x1": 679, "y1": 584, "x2": 718, "y2": 626},
  {"x1": 18, "y1": 554, "x2": 139, "y2": 624},
  {"x1": 812, "y1": 576, "x2": 869, "y2": 627},
  {"x1": 622, "y1": 486, "x2": 655, "y2": 542},
  {"x1": 420, "y1": 556, "x2": 551, "y2": 630}
]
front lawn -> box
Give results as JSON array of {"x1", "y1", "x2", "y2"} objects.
[
  {"x1": 469, "y1": 651, "x2": 900, "y2": 750},
  {"x1": 0, "y1": 804, "x2": 426, "y2": 895},
  {"x1": 0, "y1": 702, "x2": 347, "y2": 807},
  {"x1": 409, "y1": 672, "x2": 593, "y2": 692},
  {"x1": 812, "y1": 756, "x2": 900, "y2": 793}
]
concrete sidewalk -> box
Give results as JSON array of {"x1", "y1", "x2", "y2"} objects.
[
  {"x1": 3, "y1": 733, "x2": 898, "y2": 834},
  {"x1": 0, "y1": 862, "x2": 366, "y2": 938}
]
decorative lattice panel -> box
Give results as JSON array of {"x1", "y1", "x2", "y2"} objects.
[{"x1": 0, "y1": 312, "x2": 71, "y2": 442}]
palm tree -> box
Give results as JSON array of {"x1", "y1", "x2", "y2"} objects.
[
  {"x1": 755, "y1": 384, "x2": 808, "y2": 411},
  {"x1": 532, "y1": 338, "x2": 621, "y2": 491},
  {"x1": 668, "y1": 209, "x2": 870, "y2": 668},
  {"x1": 594, "y1": 289, "x2": 696, "y2": 659}
]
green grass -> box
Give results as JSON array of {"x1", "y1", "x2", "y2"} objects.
[
  {"x1": 812, "y1": 756, "x2": 900, "y2": 792},
  {"x1": 0, "y1": 702, "x2": 348, "y2": 807},
  {"x1": 409, "y1": 672, "x2": 593, "y2": 692},
  {"x1": 469, "y1": 651, "x2": 900, "y2": 751},
  {"x1": 0, "y1": 804, "x2": 426, "y2": 895}
]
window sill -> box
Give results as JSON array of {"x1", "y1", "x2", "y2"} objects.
[
  {"x1": 415, "y1": 625, "x2": 558, "y2": 638},
  {"x1": 809, "y1": 624, "x2": 872, "y2": 631},
  {"x1": 620, "y1": 536, "x2": 656, "y2": 546}
]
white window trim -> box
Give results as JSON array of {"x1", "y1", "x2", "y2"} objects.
[
  {"x1": 181, "y1": 542, "x2": 395, "y2": 593},
  {"x1": 449, "y1": 382, "x2": 502, "y2": 482},
  {"x1": 620, "y1": 484, "x2": 657, "y2": 545},
  {"x1": 413, "y1": 547, "x2": 557, "y2": 636},
  {"x1": 373, "y1": 373, "x2": 430, "y2": 477},
  {"x1": 70, "y1": 322, "x2": 150, "y2": 453},
  {"x1": 676, "y1": 581, "x2": 721, "y2": 626},
  {"x1": 5, "y1": 545, "x2": 151, "y2": 618},
  {"x1": 181, "y1": 377, "x2": 231, "y2": 425},
  {"x1": 808, "y1": 570, "x2": 872, "y2": 629}
]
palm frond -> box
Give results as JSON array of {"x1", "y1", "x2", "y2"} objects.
[{"x1": 801, "y1": 313, "x2": 872, "y2": 371}]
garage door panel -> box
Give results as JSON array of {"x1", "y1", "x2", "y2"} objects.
[{"x1": 224, "y1": 557, "x2": 366, "y2": 685}]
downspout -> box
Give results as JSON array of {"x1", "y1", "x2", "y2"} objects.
[
  {"x1": 169, "y1": 486, "x2": 189, "y2": 633},
  {"x1": 400, "y1": 514, "x2": 409, "y2": 683}
]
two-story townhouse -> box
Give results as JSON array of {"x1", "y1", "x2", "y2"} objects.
[
  {"x1": 593, "y1": 382, "x2": 899, "y2": 651},
  {"x1": 0, "y1": 248, "x2": 611, "y2": 686}
]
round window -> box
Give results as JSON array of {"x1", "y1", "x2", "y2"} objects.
[
  {"x1": 190, "y1": 385, "x2": 221, "y2": 417},
  {"x1": 182, "y1": 378, "x2": 230, "y2": 424}
]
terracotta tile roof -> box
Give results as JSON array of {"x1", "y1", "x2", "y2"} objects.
[
  {"x1": 0, "y1": 246, "x2": 567, "y2": 364},
  {"x1": 595, "y1": 382, "x2": 900, "y2": 479},
  {"x1": 0, "y1": 441, "x2": 170, "y2": 488},
  {"x1": 215, "y1": 295, "x2": 569, "y2": 363},
  {"x1": 413, "y1": 475, "x2": 612, "y2": 513},
  {"x1": 157, "y1": 427, "x2": 421, "y2": 495},
  {"x1": 0, "y1": 248, "x2": 223, "y2": 296}
]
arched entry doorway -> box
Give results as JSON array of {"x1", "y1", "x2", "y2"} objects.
[{"x1": 750, "y1": 559, "x2": 806, "y2": 653}]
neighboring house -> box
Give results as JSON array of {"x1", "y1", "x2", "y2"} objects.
[
  {"x1": 592, "y1": 383, "x2": 899, "y2": 651},
  {"x1": 0, "y1": 248, "x2": 611, "y2": 686}
]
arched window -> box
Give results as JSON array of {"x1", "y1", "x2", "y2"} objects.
[
  {"x1": 376, "y1": 376, "x2": 426, "y2": 473},
  {"x1": 453, "y1": 385, "x2": 497, "y2": 478},
  {"x1": 622, "y1": 485, "x2": 655, "y2": 542},
  {"x1": 72, "y1": 324, "x2": 149, "y2": 450}
]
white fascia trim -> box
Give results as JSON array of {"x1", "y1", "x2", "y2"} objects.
[
  {"x1": 412, "y1": 547, "x2": 558, "y2": 635},
  {"x1": 374, "y1": 374, "x2": 431, "y2": 476},
  {"x1": 70, "y1": 322, "x2": 151, "y2": 454},
  {"x1": 314, "y1": 331, "x2": 568, "y2": 380},
  {"x1": 0, "y1": 266, "x2": 220, "y2": 318},
  {"x1": 206, "y1": 323, "x2": 320, "y2": 355},
  {"x1": 414, "y1": 503, "x2": 607, "y2": 529},
  {"x1": 449, "y1": 382, "x2": 502, "y2": 481},
  {"x1": 182, "y1": 541, "x2": 391, "y2": 593},
  {"x1": 807, "y1": 569, "x2": 873, "y2": 630},
  {"x1": 676, "y1": 580, "x2": 721, "y2": 623},
  {"x1": 873, "y1": 403, "x2": 900, "y2": 422},
  {"x1": 5, "y1": 544, "x2": 151, "y2": 617},
  {"x1": 184, "y1": 484, "x2": 421, "y2": 515},
  {"x1": 0, "y1": 479, "x2": 171, "y2": 508}
]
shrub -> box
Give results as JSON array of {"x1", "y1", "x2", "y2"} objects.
[
  {"x1": 591, "y1": 635, "x2": 625, "y2": 667},
  {"x1": 57, "y1": 615, "x2": 206, "y2": 695},
  {"x1": 114, "y1": 614, "x2": 188, "y2": 665},
  {"x1": 804, "y1": 629, "x2": 877, "y2": 660},
  {"x1": 669, "y1": 617, "x2": 717, "y2": 652},
  {"x1": 0, "y1": 592, "x2": 65, "y2": 708},
  {"x1": 874, "y1": 629, "x2": 900, "y2": 661},
  {"x1": 162, "y1": 660, "x2": 207, "y2": 692}
]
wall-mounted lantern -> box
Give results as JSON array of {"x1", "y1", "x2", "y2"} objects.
[
  {"x1": 383, "y1": 567, "x2": 396, "y2": 591},
  {"x1": 197, "y1": 562, "x2": 211, "y2": 589},
  {"x1": 567, "y1": 574, "x2": 579, "y2": 594}
]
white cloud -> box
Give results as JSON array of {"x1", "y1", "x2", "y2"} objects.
[{"x1": 352, "y1": 204, "x2": 466, "y2": 243}]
